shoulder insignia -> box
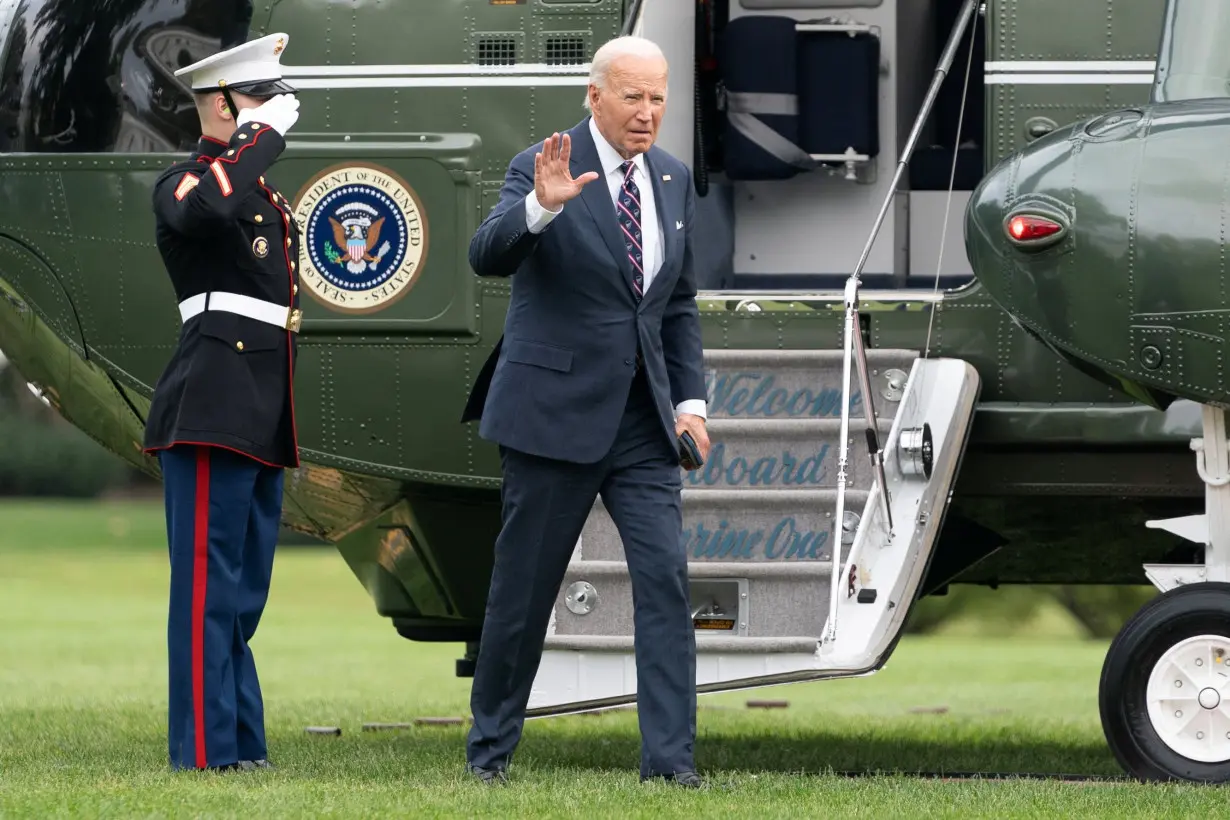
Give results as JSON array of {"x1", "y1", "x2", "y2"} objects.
[
  {"x1": 291, "y1": 163, "x2": 429, "y2": 315},
  {"x1": 174, "y1": 173, "x2": 200, "y2": 201}
]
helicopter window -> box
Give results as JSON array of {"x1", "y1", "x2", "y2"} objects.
[{"x1": 0, "y1": 0, "x2": 255, "y2": 153}]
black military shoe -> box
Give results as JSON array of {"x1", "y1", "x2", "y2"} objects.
[
  {"x1": 466, "y1": 762, "x2": 509, "y2": 785},
  {"x1": 642, "y1": 770, "x2": 707, "y2": 789},
  {"x1": 239, "y1": 759, "x2": 274, "y2": 770}
]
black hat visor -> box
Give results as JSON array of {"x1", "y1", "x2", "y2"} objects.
[{"x1": 223, "y1": 78, "x2": 298, "y2": 97}]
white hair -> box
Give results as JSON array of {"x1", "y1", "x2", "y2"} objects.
[{"x1": 582, "y1": 36, "x2": 668, "y2": 111}]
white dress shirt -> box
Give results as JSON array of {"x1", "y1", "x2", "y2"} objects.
[{"x1": 521, "y1": 118, "x2": 706, "y2": 421}]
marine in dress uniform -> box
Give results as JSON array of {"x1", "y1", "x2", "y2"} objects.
[{"x1": 141, "y1": 32, "x2": 303, "y2": 772}]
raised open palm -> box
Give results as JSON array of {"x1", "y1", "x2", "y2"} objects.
[{"x1": 535, "y1": 132, "x2": 599, "y2": 210}]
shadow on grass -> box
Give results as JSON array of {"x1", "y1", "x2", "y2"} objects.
[
  {"x1": 0, "y1": 705, "x2": 1130, "y2": 787},
  {"x1": 302, "y1": 712, "x2": 1127, "y2": 782}
]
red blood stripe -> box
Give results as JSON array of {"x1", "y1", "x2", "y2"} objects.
[{"x1": 192, "y1": 447, "x2": 210, "y2": 768}]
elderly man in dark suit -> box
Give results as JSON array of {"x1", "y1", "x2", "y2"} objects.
[{"x1": 460, "y1": 35, "x2": 711, "y2": 788}]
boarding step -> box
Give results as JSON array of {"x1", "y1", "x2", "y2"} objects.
[
  {"x1": 550, "y1": 559, "x2": 841, "y2": 640},
  {"x1": 543, "y1": 634, "x2": 820, "y2": 654},
  {"x1": 528, "y1": 357, "x2": 982, "y2": 715},
  {"x1": 821, "y1": 357, "x2": 982, "y2": 662},
  {"x1": 703, "y1": 348, "x2": 918, "y2": 420},
  {"x1": 683, "y1": 417, "x2": 893, "y2": 492},
  {"x1": 577, "y1": 488, "x2": 867, "y2": 563}
]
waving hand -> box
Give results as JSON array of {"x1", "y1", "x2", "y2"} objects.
[{"x1": 535, "y1": 133, "x2": 599, "y2": 211}]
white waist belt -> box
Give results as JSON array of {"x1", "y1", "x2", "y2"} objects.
[{"x1": 179, "y1": 292, "x2": 302, "y2": 332}]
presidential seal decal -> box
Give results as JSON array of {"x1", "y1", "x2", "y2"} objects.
[
  {"x1": 252, "y1": 236, "x2": 269, "y2": 258},
  {"x1": 292, "y1": 163, "x2": 428, "y2": 314}
]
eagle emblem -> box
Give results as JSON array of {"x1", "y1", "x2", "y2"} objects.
[
  {"x1": 323, "y1": 202, "x2": 393, "y2": 274},
  {"x1": 299, "y1": 166, "x2": 427, "y2": 314}
]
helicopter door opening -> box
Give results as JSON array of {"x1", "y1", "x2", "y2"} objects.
[
  {"x1": 904, "y1": 0, "x2": 984, "y2": 293},
  {"x1": 718, "y1": 16, "x2": 879, "y2": 186},
  {"x1": 687, "y1": 0, "x2": 984, "y2": 294}
]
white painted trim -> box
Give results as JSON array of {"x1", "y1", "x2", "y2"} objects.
[
  {"x1": 282, "y1": 62, "x2": 590, "y2": 77},
  {"x1": 696, "y1": 289, "x2": 949, "y2": 302},
  {"x1": 985, "y1": 59, "x2": 1156, "y2": 72},
  {"x1": 289, "y1": 75, "x2": 590, "y2": 89},
  {"x1": 985, "y1": 73, "x2": 1154, "y2": 85}
]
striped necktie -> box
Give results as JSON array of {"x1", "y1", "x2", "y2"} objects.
[{"x1": 616, "y1": 159, "x2": 644, "y2": 299}]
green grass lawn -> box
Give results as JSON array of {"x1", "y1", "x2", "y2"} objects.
[{"x1": 0, "y1": 498, "x2": 1225, "y2": 817}]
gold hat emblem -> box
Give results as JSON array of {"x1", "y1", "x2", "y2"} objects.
[
  {"x1": 273, "y1": 37, "x2": 285, "y2": 55},
  {"x1": 252, "y1": 236, "x2": 269, "y2": 258}
]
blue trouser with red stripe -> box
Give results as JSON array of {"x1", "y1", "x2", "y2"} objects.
[{"x1": 158, "y1": 443, "x2": 284, "y2": 770}]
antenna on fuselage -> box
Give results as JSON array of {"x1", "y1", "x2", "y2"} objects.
[{"x1": 1152, "y1": 0, "x2": 1230, "y2": 104}]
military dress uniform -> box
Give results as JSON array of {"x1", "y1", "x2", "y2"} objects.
[{"x1": 141, "y1": 33, "x2": 302, "y2": 771}]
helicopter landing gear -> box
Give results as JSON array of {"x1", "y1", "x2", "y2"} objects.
[
  {"x1": 1100, "y1": 582, "x2": 1230, "y2": 782},
  {"x1": 1103, "y1": 403, "x2": 1230, "y2": 781}
]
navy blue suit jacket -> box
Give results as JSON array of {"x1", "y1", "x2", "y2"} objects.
[{"x1": 461, "y1": 117, "x2": 706, "y2": 464}]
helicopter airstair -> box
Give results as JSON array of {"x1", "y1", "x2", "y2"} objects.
[{"x1": 527, "y1": 325, "x2": 980, "y2": 713}]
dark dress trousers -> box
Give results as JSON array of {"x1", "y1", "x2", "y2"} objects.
[{"x1": 461, "y1": 115, "x2": 707, "y2": 778}]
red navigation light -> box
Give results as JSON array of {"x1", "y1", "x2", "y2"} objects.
[{"x1": 1007, "y1": 214, "x2": 1062, "y2": 242}]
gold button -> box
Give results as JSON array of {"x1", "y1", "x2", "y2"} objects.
[
  {"x1": 286, "y1": 237, "x2": 292, "y2": 246},
  {"x1": 260, "y1": 176, "x2": 265, "y2": 184},
  {"x1": 236, "y1": 341, "x2": 244, "y2": 351},
  {"x1": 252, "y1": 123, "x2": 260, "y2": 130},
  {"x1": 254, "y1": 214, "x2": 263, "y2": 223},
  {"x1": 290, "y1": 261, "x2": 295, "y2": 270},
  {"x1": 238, "y1": 133, "x2": 247, "y2": 139},
  {"x1": 227, "y1": 149, "x2": 235, "y2": 155},
  {"x1": 293, "y1": 284, "x2": 298, "y2": 294}
]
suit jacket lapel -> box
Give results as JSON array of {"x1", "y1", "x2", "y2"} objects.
[{"x1": 569, "y1": 121, "x2": 636, "y2": 295}]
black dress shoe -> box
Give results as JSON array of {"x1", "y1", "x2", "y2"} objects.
[
  {"x1": 642, "y1": 770, "x2": 707, "y2": 788},
  {"x1": 239, "y1": 759, "x2": 274, "y2": 770},
  {"x1": 466, "y1": 762, "x2": 509, "y2": 785}
]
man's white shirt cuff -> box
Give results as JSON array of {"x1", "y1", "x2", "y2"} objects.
[
  {"x1": 675, "y1": 400, "x2": 707, "y2": 420},
  {"x1": 524, "y1": 191, "x2": 562, "y2": 234}
]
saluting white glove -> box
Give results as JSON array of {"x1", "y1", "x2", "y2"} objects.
[{"x1": 236, "y1": 93, "x2": 300, "y2": 137}]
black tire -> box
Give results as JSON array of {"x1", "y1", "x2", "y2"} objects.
[{"x1": 1100, "y1": 581, "x2": 1230, "y2": 782}]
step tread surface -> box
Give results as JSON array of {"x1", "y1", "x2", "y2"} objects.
[{"x1": 543, "y1": 634, "x2": 820, "y2": 653}]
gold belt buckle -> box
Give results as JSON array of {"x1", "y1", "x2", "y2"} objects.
[{"x1": 286, "y1": 308, "x2": 302, "y2": 333}]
